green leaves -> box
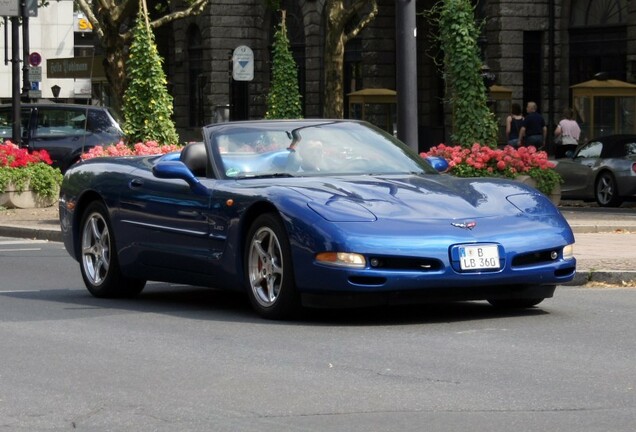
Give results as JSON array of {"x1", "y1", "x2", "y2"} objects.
[
  {"x1": 430, "y1": 0, "x2": 498, "y2": 148},
  {"x1": 265, "y1": 12, "x2": 303, "y2": 119},
  {"x1": 122, "y1": 6, "x2": 179, "y2": 145}
]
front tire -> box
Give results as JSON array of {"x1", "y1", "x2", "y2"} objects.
[
  {"x1": 245, "y1": 213, "x2": 299, "y2": 319},
  {"x1": 80, "y1": 201, "x2": 146, "y2": 298},
  {"x1": 595, "y1": 172, "x2": 623, "y2": 207}
]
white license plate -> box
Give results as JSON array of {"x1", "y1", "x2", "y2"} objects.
[{"x1": 459, "y1": 244, "x2": 500, "y2": 270}]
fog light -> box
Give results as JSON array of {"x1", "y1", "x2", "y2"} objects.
[
  {"x1": 550, "y1": 251, "x2": 558, "y2": 260},
  {"x1": 316, "y1": 252, "x2": 366, "y2": 268},
  {"x1": 562, "y1": 244, "x2": 574, "y2": 260}
]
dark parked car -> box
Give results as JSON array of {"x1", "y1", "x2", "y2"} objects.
[
  {"x1": 554, "y1": 134, "x2": 636, "y2": 207},
  {"x1": 0, "y1": 103, "x2": 124, "y2": 172},
  {"x1": 59, "y1": 119, "x2": 576, "y2": 319}
]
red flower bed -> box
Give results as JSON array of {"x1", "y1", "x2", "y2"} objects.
[
  {"x1": 0, "y1": 141, "x2": 53, "y2": 167},
  {"x1": 421, "y1": 143, "x2": 555, "y2": 178},
  {"x1": 81, "y1": 140, "x2": 182, "y2": 160},
  {"x1": 420, "y1": 143, "x2": 561, "y2": 195}
]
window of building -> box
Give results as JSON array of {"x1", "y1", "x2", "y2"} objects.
[
  {"x1": 344, "y1": 37, "x2": 362, "y2": 119},
  {"x1": 570, "y1": 0, "x2": 628, "y2": 27},
  {"x1": 523, "y1": 31, "x2": 543, "y2": 110},
  {"x1": 569, "y1": 0, "x2": 628, "y2": 83}
]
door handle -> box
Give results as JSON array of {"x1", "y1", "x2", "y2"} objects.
[
  {"x1": 177, "y1": 210, "x2": 202, "y2": 218},
  {"x1": 129, "y1": 178, "x2": 144, "y2": 188}
]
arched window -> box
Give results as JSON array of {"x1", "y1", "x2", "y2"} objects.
[
  {"x1": 570, "y1": 0, "x2": 629, "y2": 27},
  {"x1": 187, "y1": 25, "x2": 204, "y2": 127},
  {"x1": 569, "y1": 0, "x2": 629, "y2": 84}
]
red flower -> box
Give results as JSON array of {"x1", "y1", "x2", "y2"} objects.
[
  {"x1": 81, "y1": 141, "x2": 183, "y2": 160},
  {"x1": 0, "y1": 140, "x2": 54, "y2": 167},
  {"x1": 420, "y1": 143, "x2": 556, "y2": 180}
]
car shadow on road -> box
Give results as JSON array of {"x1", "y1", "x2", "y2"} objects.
[
  {"x1": 300, "y1": 302, "x2": 548, "y2": 326},
  {"x1": 1, "y1": 282, "x2": 549, "y2": 326}
]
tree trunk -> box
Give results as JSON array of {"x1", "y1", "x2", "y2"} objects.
[
  {"x1": 323, "y1": 1, "x2": 346, "y2": 118},
  {"x1": 104, "y1": 43, "x2": 127, "y2": 116},
  {"x1": 323, "y1": 32, "x2": 345, "y2": 118},
  {"x1": 322, "y1": 0, "x2": 377, "y2": 119}
]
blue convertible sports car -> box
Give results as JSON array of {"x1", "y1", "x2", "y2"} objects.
[{"x1": 59, "y1": 120, "x2": 576, "y2": 319}]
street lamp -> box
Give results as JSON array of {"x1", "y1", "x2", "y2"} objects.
[
  {"x1": 51, "y1": 84, "x2": 61, "y2": 101},
  {"x1": 480, "y1": 64, "x2": 496, "y2": 109}
]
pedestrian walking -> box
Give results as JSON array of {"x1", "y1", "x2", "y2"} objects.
[
  {"x1": 518, "y1": 101, "x2": 547, "y2": 149},
  {"x1": 554, "y1": 107, "x2": 581, "y2": 158},
  {"x1": 505, "y1": 103, "x2": 524, "y2": 147}
]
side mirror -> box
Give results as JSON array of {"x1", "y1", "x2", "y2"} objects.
[
  {"x1": 425, "y1": 156, "x2": 449, "y2": 172},
  {"x1": 152, "y1": 160, "x2": 210, "y2": 196}
]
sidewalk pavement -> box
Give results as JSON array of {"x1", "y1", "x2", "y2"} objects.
[{"x1": 0, "y1": 204, "x2": 634, "y2": 287}]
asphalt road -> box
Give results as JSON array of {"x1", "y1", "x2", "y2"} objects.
[{"x1": 1, "y1": 238, "x2": 635, "y2": 431}]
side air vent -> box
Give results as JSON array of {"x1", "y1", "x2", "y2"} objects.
[{"x1": 368, "y1": 256, "x2": 444, "y2": 272}]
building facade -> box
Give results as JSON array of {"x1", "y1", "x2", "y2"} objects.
[
  {"x1": 163, "y1": 0, "x2": 635, "y2": 149},
  {"x1": 4, "y1": 0, "x2": 634, "y2": 150},
  {"x1": 0, "y1": 0, "x2": 75, "y2": 102}
]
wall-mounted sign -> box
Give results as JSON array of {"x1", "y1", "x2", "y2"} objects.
[
  {"x1": 47, "y1": 56, "x2": 105, "y2": 80},
  {"x1": 75, "y1": 16, "x2": 93, "y2": 32},
  {"x1": 0, "y1": 0, "x2": 20, "y2": 16},
  {"x1": 232, "y1": 45, "x2": 254, "y2": 81}
]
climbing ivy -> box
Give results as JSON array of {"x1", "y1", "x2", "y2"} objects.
[
  {"x1": 265, "y1": 10, "x2": 303, "y2": 119},
  {"x1": 122, "y1": 2, "x2": 179, "y2": 145},
  {"x1": 427, "y1": 0, "x2": 498, "y2": 148}
]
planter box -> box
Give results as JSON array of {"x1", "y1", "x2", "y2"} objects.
[
  {"x1": 515, "y1": 175, "x2": 561, "y2": 206},
  {"x1": 0, "y1": 183, "x2": 57, "y2": 209}
]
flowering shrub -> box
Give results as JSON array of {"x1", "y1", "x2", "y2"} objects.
[
  {"x1": 421, "y1": 143, "x2": 562, "y2": 196},
  {"x1": 0, "y1": 141, "x2": 53, "y2": 167},
  {"x1": 0, "y1": 141, "x2": 63, "y2": 200},
  {"x1": 81, "y1": 140, "x2": 182, "y2": 160}
]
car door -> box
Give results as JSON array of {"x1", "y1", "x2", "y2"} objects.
[
  {"x1": 0, "y1": 106, "x2": 31, "y2": 144},
  {"x1": 558, "y1": 140, "x2": 603, "y2": 198},
  {"x1": 117, "y1": 168, "x2": 222, "y2": 275},
  {"x1": 28, "y1": 106, "x2": 93, "y2": 170}
]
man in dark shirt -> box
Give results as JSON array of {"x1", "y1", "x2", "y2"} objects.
[{"x1": 518, "y1": 101, "x2": 547, "y2": 149}]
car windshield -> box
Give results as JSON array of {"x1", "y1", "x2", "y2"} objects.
[{"x1": 207, "y1": 121, "x2": 437, "y2": 179}]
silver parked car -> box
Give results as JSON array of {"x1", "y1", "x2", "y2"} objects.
[{"x1": 554, "y1": 134, "x2": 636, "y2": 207}]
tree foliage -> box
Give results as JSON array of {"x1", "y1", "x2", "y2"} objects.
[
  {"x1": 265, "y1": 11, "x2": 302, "y2": 119},
  {"x1": 75, "y1": 0, "x2": 209, "y2": 115},
  {"x1": 323, "y1": 0, "x2": 378, "y2": 118},
  {"x1": 122, "y1": 2, "x2": 179, "y2": 145},
  {"x1": 428, "y1": 0, "x2": 498, "y2": 148}
]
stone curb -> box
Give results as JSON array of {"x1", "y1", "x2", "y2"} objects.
[
  {"x1": 571, "y1": 226, "x2": 635, "y2": 234},
  {"x1": 565, "y1": 270, "x2": 636, "y2": 287},
  {"x1": 0, "y1": 225, "x2": 62, "y2": 243}
]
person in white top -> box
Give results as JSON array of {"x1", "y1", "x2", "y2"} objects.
[{"x1": 554, "y1": 107, "x2": 581, "y2": 158}]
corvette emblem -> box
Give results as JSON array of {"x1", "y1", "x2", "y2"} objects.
[{"x1": 451, "y1": 221, "x2": 477, "y2": 230}]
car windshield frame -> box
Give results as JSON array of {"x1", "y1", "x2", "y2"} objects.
[{"x1": 203, "y1": 120, "x2": 438, "y2": 180}]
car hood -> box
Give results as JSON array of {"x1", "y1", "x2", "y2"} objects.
[{"x1": 286, "y1": 174, "x2": 555, "y2": 222}]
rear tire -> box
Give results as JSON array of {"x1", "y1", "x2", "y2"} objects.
[
  {"x1": 244, "y1": 213, "x2": 299, "y2": 319},
  {"x1": 595, "y1": 172, "x2": 623, "y2": 207},
  {"x1": 79, "y1": 201, "x2": 146, "y2": 298}
]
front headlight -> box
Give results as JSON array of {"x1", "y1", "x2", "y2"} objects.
[
  {"x1": 316, "y1": 252, "x2": 366, "y2": 268},
  {"x1": 562, "y1": 244, "x2": 574, "y2": 260}
]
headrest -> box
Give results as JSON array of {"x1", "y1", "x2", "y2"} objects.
[{"x1": 180, "y1": 142, "x2": 207, "y2": 177}]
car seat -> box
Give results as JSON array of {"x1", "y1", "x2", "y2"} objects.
[{"x1": 180, "y1": 142, "x2": 208, "y2": 177}]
